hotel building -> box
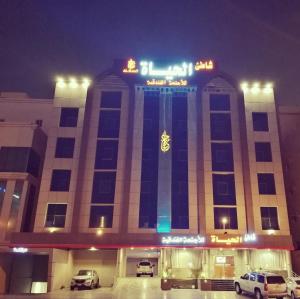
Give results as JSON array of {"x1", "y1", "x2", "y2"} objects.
[{"x1": 0, "y1": 59, "x2": 293, "y2": 293}]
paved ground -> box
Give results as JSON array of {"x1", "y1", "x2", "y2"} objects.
[{"x1": 0, "y1": 278, "x2": 258, "y2": 299}]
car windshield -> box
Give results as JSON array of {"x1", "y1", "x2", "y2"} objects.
[
  {"x1": 139, "y1": 262, "x2": 150, "y2": 266},
  {"x1": 78, "y1": 270, "x2": 92, "y2": 276},
  {"x1": 267, "y1": 276, "x2": 285, "y2": 284}
]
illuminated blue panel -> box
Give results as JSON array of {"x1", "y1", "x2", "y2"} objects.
[{"x1": 157, "y1": 92, "x2": 172, "y2": 233}]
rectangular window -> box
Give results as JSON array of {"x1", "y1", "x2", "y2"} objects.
[
  {"x1": 210, "y1": 94, "x2": 230, "y2": 111},
  {"x1": 260, "y1": 207, "x2": 279, "y2": 230},
  {"x1": 214, "y1": 207, "x2": 238, "y2": 229},
  {"x1": 91, "y1": 172, "x2": 116, "y2": 203},
  {"x1": 0, "y1": 180, "x2": 6, "y2": 214},
  {"x1": 255, "y1": 142, "x2": 272, "y2": 162},
  {"x1": 98, "y1": 110, "x2": 120, "y2": 138},
  {"x1": 95, "y1": 140, "x2": 118, "y2": 169},
  {"x1": 100, "y1": 91, "x2": 122, "y2": 108},
  {"x1": 6, "y1": 180, "x2": 24, "y2": 233},
  {"x1": 21, "y1": 184, "x2": 36, "y2": 232},
  {"x1": 50, "y1": 170, "x2": 71, "y2": 191},
  {"x1": 89, "y1": 205, "x2": 113, "y2": 228},
  {"x1": 258, "y1": 173, "x2": 276, "y2": 195},
  {"x1": 213, "y1": 174, "x2": 236, "y2": 205},
  {"x1": 45, "y1": 204, "x2": 67, "y2": 228},
  {"x1": 55, "y1": 137, "x2": 75, "y2": 158},
  {"x1": 210, "y1": 113, "x2": 232, "y2": 140},
  {"x1": 139, "y1": 91, "x2": 159, "y2": 229},
  {"x1": 252, "y1": 112, "x2": 269, "y2": 132},
  {"x1": 211, "y1": 143, "x2": 234, "y2": 171},
  {"x1": 59, "y1": 108, "x2": 79, "y2": 127}
]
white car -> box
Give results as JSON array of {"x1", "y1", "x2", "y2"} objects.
[
  {"x1": 136, "y1": 260, "x2": 154, "y2": 277},
  {"x1": 286, "y1": 277, "x2": 300, "y2": 299},
  {"x1": 70, "y1": 269, "x2": 99, "y2": 290},
  {"x1": 234, "y1": 272, "x2": 287, "y2": 299}
]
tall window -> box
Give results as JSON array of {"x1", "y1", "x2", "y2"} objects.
[
  {"x1": 91, "y1": 172, "x2": 116, "y2": 203},
  {"x1": 210, "y1": 94, "x2": 230, "y2": 111},
  {"x1": 45, "y1": 204, "x2": 67, "y2": 228},
  {"x1": 210, "y1": 113, "x2": 232, "y2": 140},
  {"x1": 258, "y1": 173, "x2": 276, "y2": 195},
  {"x1": 252, "y1": 112, "x2": 269, "y2": 132},
  {"x1": 59, "y1": 108, "x2": 79, "y2": 127},
  {"x1": 255, "y1": 142, "x2": 272, "y2": 162},
  {"x1": 260, "y1": 207, "x2": 279, "y2": 230},
  {"x1": 211, "y1": 143, "x2": 234, "y2": 171},
  {"x1": 100, "y1": 91, "x2": 122, "y2": 108},
  {"x1": 213, "y1": 174, "x2": 236, "y2": 205},
  {"x1": 50, "y1": 170, "x2": 71, "y2": 191},
  {"x1": 98, "y1": 110, "x2": 120, "y2": 138},
  {"x1": 89, "y1": 206, "x2": 113, "y2": 228},
  {"x1": 94, "y1": 140, "x2": 119, "y2": 169}
]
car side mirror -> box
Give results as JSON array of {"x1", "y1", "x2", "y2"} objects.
[{"x1": 240, "y1": 276, "x2": 244, "y2": 279}]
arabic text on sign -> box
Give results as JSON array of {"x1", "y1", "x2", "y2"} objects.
[
  {"x1": 162, "y1": 235, "x2": 205, "y2": 245},
  {"x1": 146, "y1": 79, "x2": 188, "y2": 86},
  {"x1": 161, "y1": 130, "x2": 171, "y2": 152},
  {"x1": 194, "y1": 60, "x2": 214, "y2": 71}
]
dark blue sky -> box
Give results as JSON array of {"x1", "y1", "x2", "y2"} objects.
[{"x1": 0, "y1": 0, "x2": 300, "y2": 105}]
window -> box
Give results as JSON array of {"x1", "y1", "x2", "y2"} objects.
[
  {"x1": 258, "y1": 173, "x2": 276, "y2": 195},
  {"x1": 255, "y1": 142, "x2": 272, "y2": 162},
  {"x1": 257, "y1": 275, "x2": 265, "y2": 283},
  {"x1": 89, "y1": 205, "x2": 113, "y2": 228},
  {"x1": 0, "y1": 180, "x2": 6, "y2": 213},
  {"x1": 250, "y1": 273, "x2": 256, "y2": 281},
  {"x1": 211, "y1": 143, "x2": 234, "y2": 171},
  {"x1": 95, "y1": 140, "x2": 118, "y2": 169},
  {"x1": 261, "y1": 207, "x2": 279, "y2": 230},
  {"x1": 210, "y1": 113, "x2": 232, "y2": 140},
  {"x1": 213, "y1": 174, "x2": 236, "y2": 205},
  {"x1": 100, "y1": 91, "x2": 121, "y2": 108},
  {"x1": 214, "y1": 207, "x2": 238, "y2": 229},
  {"x1": 59, "y1": 108, "x2": 79, "y2": 127},
  {"x1": 98, "y1": 110, "x2": 120, "y2": 138},
  {"x1": 55, "y1": 138, "x2": 75, "y2": 158},
  {"x1": 50, "y1": 170, "x2": 71, "y2": 191},
  {"x1": 210, "y1": 94, "x2": 230, "y2": 111},
  {"x1": 0, "y1": 147, "x2": 40, "y2": 177},
  {"x1": 6, "y1": 180, "x2": 24, "y2": 233},
  {"x1": 252, "y1": 112, "x2": 269, "y2": 132},
  {"x1": 91, "y1": 172, "x2": 116, "y2": 203},
  {"x1": 45, "y1": 204, "x2": 67, "y2": 227}
]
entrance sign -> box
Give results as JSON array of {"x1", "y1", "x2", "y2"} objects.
[
  {"x1": 13, "y1": 247, "x2": 28, "y2": 253},
  {"x1": 162, "y1": 235, "x2": 206, "y2": 245}
]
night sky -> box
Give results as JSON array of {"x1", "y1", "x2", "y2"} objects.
[{"x1": 0, "y1": 0, "x2": 300, "y2": 105}]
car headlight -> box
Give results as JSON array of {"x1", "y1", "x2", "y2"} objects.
[{"x1": 85, "y1": 279, "x2": 92, "y2": 284}]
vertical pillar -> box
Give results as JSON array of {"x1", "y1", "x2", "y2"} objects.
[{"x1": 157, "y1": 90, "x2": 172, "y2": 233}]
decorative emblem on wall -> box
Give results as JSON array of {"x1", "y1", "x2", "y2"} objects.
[{"x1": 161, "y1": 130, "x2": 171, "y2": 152}]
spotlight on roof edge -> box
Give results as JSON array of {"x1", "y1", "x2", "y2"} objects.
[
  {"x1": 240, "y1": 81, "x2": 274, "y2": 94},
  {"x1": 55, "y1": 77, "x2": 91, "y2": 88}
]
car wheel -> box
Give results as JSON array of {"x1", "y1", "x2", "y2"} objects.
[
  {"x1": 150, "y1": 274, "x2": 153, "y2": 277},
  {"x1": 235, "y1": 283, "x2": 242, "y2": 294},
  {"x1": 255, "y1": 289, "x2": 262, "y2": 299},
  {"x1": 70, "y1": 286, "x2": 74, "y2": 291},
  {"x1": 136, "y1": 274, "x2": 140, "y2": 277}
]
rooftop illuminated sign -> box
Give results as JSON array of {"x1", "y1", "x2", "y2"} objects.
[
  {"x1": 122, "y1": 58, "x2": 214, "y2": 84},
  {"x1": 162, "y1": 235, "x2": 206, "y2": 245}
]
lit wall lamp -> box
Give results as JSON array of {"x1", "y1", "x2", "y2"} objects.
[
  {"x1": 221, "y1": 217, "x2": 228, "y2": 230},
  {"x1": 240, "y1": 81, "x2": 274, "y2": 94}
]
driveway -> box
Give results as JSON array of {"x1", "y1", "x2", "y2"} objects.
[{"x1": 0, "y1": 277, "x2": 256, "y2": 299}]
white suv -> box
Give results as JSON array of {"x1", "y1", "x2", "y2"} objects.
[
  {"x1": 70, "y1": 270, "x2": 99, "y2": 290},
  {"x1": 136, "y1": 260, "x2": 154, "y2": 277},
  {"x1": 235, "y1": 272, "x2": 287, "y2": 299}
]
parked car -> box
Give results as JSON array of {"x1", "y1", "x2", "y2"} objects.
[
  {"x1": 136, "y1": 260, "x2": 154, "y2": 277},
  {"x1": 234, "y1": 272, "x2": 287, "y2": 299},
  {"x1": 70, "y1": 269, "x2": 99, "y2": 290},
  {"x1": 286, "y1": 277, "x2": 300, "y2": 299}
]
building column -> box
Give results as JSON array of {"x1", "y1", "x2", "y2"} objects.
[{"x1": 157, "y1": 91, "x2": 172, "y2": 233}]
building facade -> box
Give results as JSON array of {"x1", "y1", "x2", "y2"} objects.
[{"x1": 0, "y1": 59, "x2": 293, "y2": 293}]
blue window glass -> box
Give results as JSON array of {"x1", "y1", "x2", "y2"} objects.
[
  {"x1": 55, "y1": 138, "x2": 75, "y2": 158},
  {"x1": 45, "y1": 204, "x2": 67, "y2": 228},
  {"x1": 214, "y1": 207, "x2": 238, "y2": 229},
  {"x1": 255, "y1": 142, "x2": 272, "y2": 162},
  {"x1": 59, "y1": 108, "x2": 79, "y2": 127},
  {"x1": 50, "y1": 170, "x2": 71, "y2": 191},
  {"x1": 252, "y1": 112, "x2": 269, "y2": 132},
  {"x1": 210, "y1": 94, "x2": 230, "y2": 111},
  {"x1": 260, "y1": 207, "x2": 279, "y2": 230},
  {"x1": 0, "y1": 180, "x2": 6, "y2": 214},
  {"x1": 91, "y1": 172, "x2": 116, "y2": 203},
  {"x1": 95, "y1": 140, "x2": 119, "y2": 169},
  {"x1": 211, "y1": 143, "x2": 234, "y2": 171},
  {"x1": 98, "y1": 110, "x2": 120, "y2": 138},
  {"x1": 100, "y1": 91, "x2": 121, "y2": 108},
  {"x1": 210, "y1": 113, "x2": 232, "y2": 140},
  {"x1": 258, "y1": 173, "x2": 276, "y2": 195},
  {"x1": 213, "y1": 174, "x2": 236, "y2": 205},
  {"x1": 89, "y1": 205, "x2": 113, "y2": 228}
]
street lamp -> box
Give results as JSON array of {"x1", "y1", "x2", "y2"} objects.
[{"x1": 221, "y1": 217, "x2": 228, "y2": 230}]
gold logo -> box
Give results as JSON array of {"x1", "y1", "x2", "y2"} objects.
[
  {"x1": 161, "y1": 130, "x2": 171, "y2": 152},
  {"x1": 123, "y1": 58, "x2": 138, "y2": 73}
]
